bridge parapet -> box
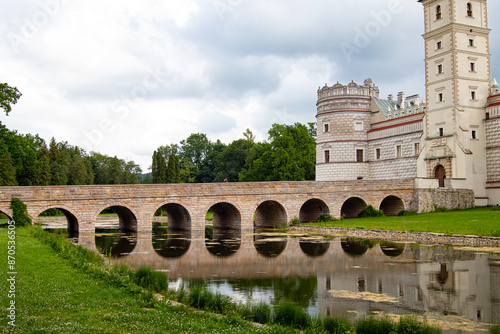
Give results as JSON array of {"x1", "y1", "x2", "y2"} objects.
[{"x1": 0, "y1": 180, "x2": 415, "y2": 232}]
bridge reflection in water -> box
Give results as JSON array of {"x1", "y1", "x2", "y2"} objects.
[{"x1": 52, "y1": 220, "x2": 497, "y2": 334}]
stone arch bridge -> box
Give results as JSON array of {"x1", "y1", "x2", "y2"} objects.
[{"x1": 0, "y1": 179, "x2": 415, "y2": 233}]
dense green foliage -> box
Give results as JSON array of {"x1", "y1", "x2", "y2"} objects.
[
  {"x1": 358, "y1": 205, "x2": 385, "y2": 218},
  {"x1": 0, "y1": 122, "x2": 143, "y2": 186},
  {"x1": 9, "y1": 197, "x2": 31, "y2": 226},
  {"x1": 151, "y1": 123, "x2": 316, "y2": 183},
  {"x1": 0, "y1": 83, "x2": 21, "y2": 115}
]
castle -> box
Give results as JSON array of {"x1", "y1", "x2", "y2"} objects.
[{"x1": 316, "y1": 0, "x2": 500, "y2": 208}]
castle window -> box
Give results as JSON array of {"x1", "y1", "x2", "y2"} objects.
[
  {"x1": 356, "y1": 149, "x2": 364, "y2": 162},
  {"x1": 467, "y1": 3, "x2": 473, "y2": 17},
  {"x1": 436, "y1": 5, "x2": 442, "y2": 20},
  {"x1": 438, "y1": 93, "x2": 444, "y2": 102},
  {"x1": 471, "y1": 91, "x2": 476, "y2": 100},
  {"x1": 324, "y1": 150, "x2": 330, "y2": 163},
  {"x1": 471, "y1": 130, "x2": 477, "y2": 139},
  {"x1": 439, "y1": 128, "x2": 444, "y2": 136},
  {"x1": 355, "y1": 121, "x2": 363, "y2": 131},
  {"x1": 486, "y1": 112, "x2": 490, "y2": 119},
  {"x1": 437, "y1": 64, "x2": 443, "y2": 74},
  {"x1": 469, "y1": 39, "x2": 474, "y2": 47},
  {"x1": 436, "y1": 41, "x2": 442, "y2": 50},
  {"x1": 324, "y1": 123, "x2": 329, "y2": 132},
  {"x1": 470, "y1": 62, "x2": 476, "y2": 72},
  {"x1": 376, "y1": 148, "x2": 381, "y2": 160},
  {"x1": 414, "y1": 142, "x2": 420, "y2": 155},
  {"x1": 396, "y1": 145, "x2": 402, "y2": 157}
]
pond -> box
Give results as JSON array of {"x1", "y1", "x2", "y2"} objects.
[{"x1": 43, "y1": 218, "x2": 500, "y2": 333}]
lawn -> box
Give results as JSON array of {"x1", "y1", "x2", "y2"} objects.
[
  {"x1": 300, "y1": 207, "x2": 500, "y2": 237},
  {"x1": 0, "y1": 227, "x2": 292, "y2": 333}
]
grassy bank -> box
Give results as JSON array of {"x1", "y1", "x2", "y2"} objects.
[
  {"x1": 0, "y1": 227, "x2": 289, "y2": 333},
  {"x1": 299, "y1": 206, "x2": 500, "y2": 237},
  {"x1": 0, "y1": 226, "x2": 447, "y2": 333}
]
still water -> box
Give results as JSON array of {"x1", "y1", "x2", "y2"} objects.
[{"x1": 44, "y1": 219, "x2": 500, "y2": 333}]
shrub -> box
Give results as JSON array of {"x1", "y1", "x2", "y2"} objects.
[
  {"x1": 134, "y1": 266, "x2": 168, "y2": 292},
  {"x1": 356, "y1": 316, "x2": 395, "y2": 334},
  {"x1": 251, "y1": 302, "x2": 272, "y2": 324},
  {"x1": 358, "y1": 205, "x2": 384, "y2": 218},
  {"x1": 397, "y1": 315, "x2": 442, "y2": 334},
  {"x1": 317, "y1": 214, "x2": 338, "y2": 222},
  {"x1": 322, "y1": 316, "x2": 354, "y2": 333},
  {"x1": 491, "y1": 324, "x2": 500, "y2": 334},
  {"x1": 273, "y1": 301, "x2": 311, "y2": 329},
  {"x1": 10, "y1": 197, "x2": 32, "y2": 226}
]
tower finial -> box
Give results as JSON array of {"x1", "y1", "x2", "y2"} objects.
[{"x1": 493, "y1": 78, "x2": 499, "y2": 94}]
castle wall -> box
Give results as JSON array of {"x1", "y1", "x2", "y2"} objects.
[{"x1": 486, "y1": 94, "x2": 500, "y2": 205}]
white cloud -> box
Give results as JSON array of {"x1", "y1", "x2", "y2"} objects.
[{"x1": 1, "y1": 0, "x2": 499, "y2": 170}]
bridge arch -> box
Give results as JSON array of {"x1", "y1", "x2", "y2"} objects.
[
  {"x1": 153, "y1": 203, "x2": 191, "y2": 231},
  {"x1": 207, "y1": 202, "x2": 241, "y2": 230},
  {"x1": 94, "y1": 204, "x2": 138, "y2": 233},
  {"x1": 299, "y1": 198, "x2": 330, "y2": 223},
  {"x1": 254, "y1": 200, "x2": 288, "y2": 228},
  {"x1": 0, "y1": 208, "x2": 13, "y2": 222},
  {"x1": 34, "y1": 205, "x2": 80, "y2": 234},
  {"x1": 340, "y1": 197, "x2": 367, "y2": 219},
  {"x1": 379, "y1": 196, "x2": 405, "y2": 216}
]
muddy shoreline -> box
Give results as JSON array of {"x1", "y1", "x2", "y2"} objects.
[{"x1": 290, "y1": 225, "x2": 500, "y2": 248}]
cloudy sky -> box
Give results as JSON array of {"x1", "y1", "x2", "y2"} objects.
[{"x1": 1, "y1": 0, "x2": 499, "y2": 170}]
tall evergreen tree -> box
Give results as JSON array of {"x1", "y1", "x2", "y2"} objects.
[
  {"x1": 49, "y1": 138, "x2": 70, "y2": 185},
  {"x1": 37, "y1": 144, "x2": 51, "y2": 186},
  {"x1": 107, "y1": 156, "x2": 123, "y2": 184},
  {"x1": 84, "y1": 158, "x2": 94, "y2": 185},
  {"x1": 68, "y1": 147, "x2": 88, "y2": 185},
  {"x1": 151, "y1": 150, "x2": 159, "y2": 183},
  {"x1": 173, "y1": 155, "x2": 180, "y2": 183},
  {"x1": 157, "y1": 151, "x2": 167, "y2": 183},
  {"x1": 0, "y1": 153, "x2": 18, "y2": 186},
  {"x1": 166, "y1": 153, "x2": 175, "y2": 183}
]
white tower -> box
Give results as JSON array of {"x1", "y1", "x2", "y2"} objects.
[{"x1": 417, "y1": 0, "x2": 491, "y2": 205}]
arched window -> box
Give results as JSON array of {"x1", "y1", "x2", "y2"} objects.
[
  {"x1": 436, "y1": 5, "x2": 442, "y2": 20},
  {"x1": 467, "y1": 3, "x2": 473, "y2": 17}
]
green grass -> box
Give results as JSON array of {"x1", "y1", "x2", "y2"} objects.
[
  {"x1": 300, "y1": 207, "x2": 500, "y2": 237},
  {"x1": 0, "y1": 227, "x2": 293, "y2": 333}
]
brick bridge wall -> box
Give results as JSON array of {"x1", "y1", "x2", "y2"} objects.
[{"x1": 0, "y1": 180, "x2": 417, "y2": 232}]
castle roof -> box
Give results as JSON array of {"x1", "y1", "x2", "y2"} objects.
[{"x1": 372, "y1": 97, "x2": 424, "y2": 119}]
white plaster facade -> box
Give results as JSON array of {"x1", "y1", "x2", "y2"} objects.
[{"x1": 316, "y1": 0, "x2": 500, "y2": 206}]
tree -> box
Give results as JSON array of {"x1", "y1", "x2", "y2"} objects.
[
  {"x1": 36, "y1": 143, "x2": 51, "y2": 186},
  {"x1": 240, "y1": 123, "x2": 316, "y2": 181},
  {"x1": 49, "y1": 138, "x2": 71, "y2": 185},
  {"x1": 68, "y1": 147, "x2": 88, "y2": 185},
  {"x1": 0, "y1": 83, "x2": 22, "y2": 115},
  {"x1": 107, "y1": 156, "x2": 123, "y2": 184},
  {"x1": 0, "y1": 153, "x2": 18, "y2": 186},
  {"x1": 243, "y1": 128, "x2": 256, "y2": 143},
  {"x1": 166, "y1": 153, "x2": 180, "y2": 183},
  {"x1": 215, "y1": 139, "x2": 254, "y2": 182},
  {"x1": 123, "y1": 160, "x2": 141, "y2": 184}
]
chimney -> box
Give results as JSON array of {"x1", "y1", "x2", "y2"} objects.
[
  {"x1": 388, "y1": 94, "x2": 393, "y2": 101},
  {"x1": 397, "y1": 91, "x2": 405, "y2": 107}
]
